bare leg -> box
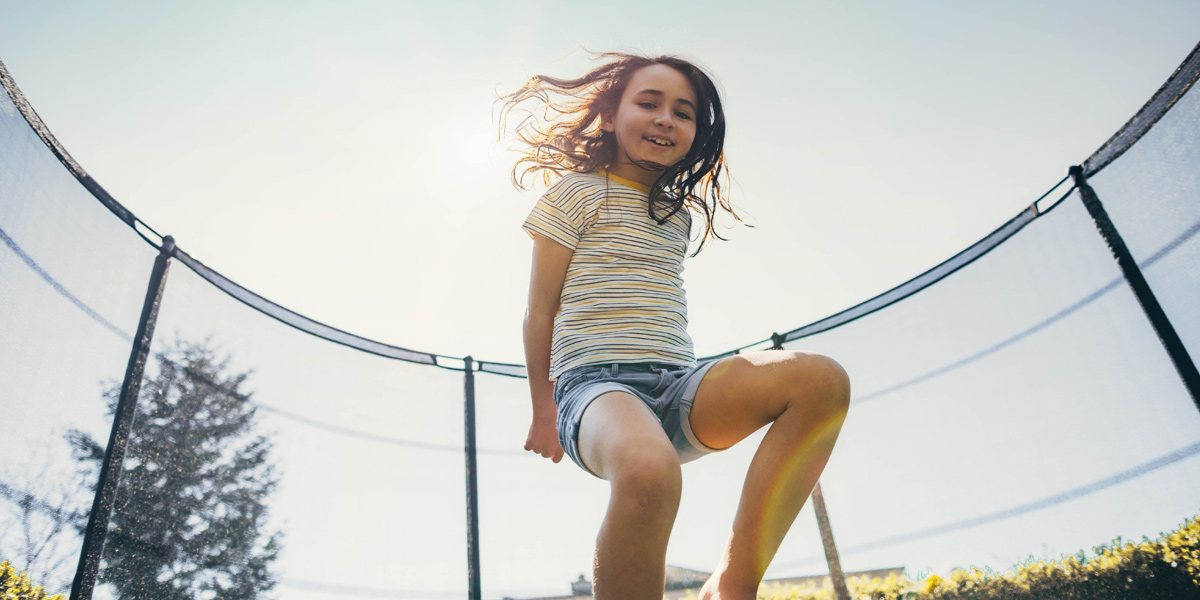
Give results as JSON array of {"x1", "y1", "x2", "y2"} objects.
[
  {"x1": 578, "y1": 391, "x2": 684, "y2": 600},
  {"x1": 689, "y1": 351, "x2": 851, "y2": 600}
]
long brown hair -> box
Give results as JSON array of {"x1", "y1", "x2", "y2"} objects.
[{"x1": 498, "y1": 51, "x2": 740, "y2": 254}]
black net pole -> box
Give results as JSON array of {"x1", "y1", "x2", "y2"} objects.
[
  {"x1": 70, "y1": 236, "x2": 175, "y2": 600},
  {"x1": 463, "y1": 356, "x2": 482, "y2": 600},
  {"x1": 1069, "y1": 166, "x2": 1200, "y2": 412}
]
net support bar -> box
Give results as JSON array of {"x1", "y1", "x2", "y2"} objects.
[
  {"x1": 811, "y1": 483, "x2": 850, "y2": 600},
  {"x1": 1069, "y1": 166, "x2": 1200, "y2": 412},
  {"x1": 463, "y1": 357, "x2": 482, "y2": 600},
  {"x1": 70, "y1": 236, "x2": 175, "y2": 600}
]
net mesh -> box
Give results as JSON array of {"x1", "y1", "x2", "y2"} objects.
[
  {"x1": 2, "y1": 43, "x2": 1199, "y2": 599},
  {"x1": 1088, "y1": 72, "x2": 1200, "y2": 368},
  {"x1": 767, "y1": 192, "x2": 1200, "y2": 576},
  {"x1": 110, "y1": 263, "x2": 470, "y2": 599},
  {"x1": 0, "y1": 84, "x2": 157, "y2": 597}
]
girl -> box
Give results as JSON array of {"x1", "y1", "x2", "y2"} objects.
[{"x1": 502, "y1": 52, "x2": 850, "y2": 600}]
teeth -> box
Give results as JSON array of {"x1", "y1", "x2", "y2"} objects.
[{"x1": 646, "y1": 137, "x2": 673, "y2": 146}]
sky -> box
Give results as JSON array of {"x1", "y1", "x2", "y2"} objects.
[
  {"x1": 2, "y1": 1, "x2": 1199, "y2": 599},
  {"x1": 2, "y1": 0, "x2": 1196, "y2": 362}
]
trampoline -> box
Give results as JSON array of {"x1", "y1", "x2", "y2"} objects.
[{"x1": 1, "y1": 39, "x2": 1198, "y2": 600}]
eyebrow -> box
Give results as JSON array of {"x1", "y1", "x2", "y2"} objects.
[{"x1": 635, "y1": 89, "x2": 697, "y2": 111}]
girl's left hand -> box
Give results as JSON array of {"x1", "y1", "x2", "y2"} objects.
[{"x1": 524, "y1": 415, "x2": 564, "y2": 463}]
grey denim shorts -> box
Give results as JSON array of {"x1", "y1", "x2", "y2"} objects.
[{"x1": 554, "y1": 360, "x2": 722, "y2": 478}]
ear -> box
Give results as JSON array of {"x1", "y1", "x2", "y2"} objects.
[{"x1": 600, "y1": 112, "x2": 615, "y2": 133}]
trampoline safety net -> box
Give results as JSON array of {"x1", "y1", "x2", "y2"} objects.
[{"x1": 1, "y1": 42, "x2": 1198, "y2": 600}]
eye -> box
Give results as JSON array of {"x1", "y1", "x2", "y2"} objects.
[
  {"x1": 675, "y1": 111, "x2": 693, "y2": 120},
  {"x1": 638, "y1": 102, "x2": 657, "y2": 109}
]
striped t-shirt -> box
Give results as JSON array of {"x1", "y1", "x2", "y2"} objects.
[{"x1": 523, "y1": 170, "x2": 696, "y2": 379}]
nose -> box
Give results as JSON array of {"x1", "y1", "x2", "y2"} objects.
[{"x1": 654, "y1": 110, "x2": 674, "y2": 129}]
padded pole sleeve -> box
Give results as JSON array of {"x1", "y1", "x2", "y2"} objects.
[
  {"x1": 1070, "y1": 166, "x2": 1200, "y2": 412},
  {"x1": 463, "y1": 357, "x2": 482, "y2": 600},
  {"x1": 70, "y1": 236, "x2": 175, "y2": 600}
]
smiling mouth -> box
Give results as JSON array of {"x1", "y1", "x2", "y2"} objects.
[{"x1": 645, "y1": 136, "x2": 674, "y2": 147}]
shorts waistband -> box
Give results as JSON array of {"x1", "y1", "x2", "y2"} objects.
[{"x1": 567, "y1": 362, "x2": 690, "y2": 378}]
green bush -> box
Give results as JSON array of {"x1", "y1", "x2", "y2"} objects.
[
  {"x1": 0, "y1": 561, "x2": 66, "y2": 600},
  {"x1": 681, "y1": 514, "x2": 1200, "y2": 599},
  {"x1": 754, "y1": 572, "x2": 915, "y2": 600},
  {"x1": 920, "y1": 514, "x2": 1200, "y2": 600}
]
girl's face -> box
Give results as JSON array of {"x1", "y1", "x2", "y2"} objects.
[{"x1": 601, "y1": 64, "x2": 698, "y2": 186}]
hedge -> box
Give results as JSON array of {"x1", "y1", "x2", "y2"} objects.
[
  {"x1": 688, "y1": 514, "x2": 1200, "y2": 600},
  {"x1": 0, "y1": 561, "x2": 65, "y2": 600}
]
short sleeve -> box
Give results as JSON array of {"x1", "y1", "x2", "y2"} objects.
[{"x1": 522, "y1": 175, "x2": 592, "y2": 250}]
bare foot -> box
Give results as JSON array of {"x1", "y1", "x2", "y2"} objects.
[{"x1": 697, "y1": 573, "x2": 758, "y2": 600}]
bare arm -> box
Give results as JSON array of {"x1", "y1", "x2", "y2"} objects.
[{"x1": 523, "y1": 233, "x2": 574, "y2": 462}]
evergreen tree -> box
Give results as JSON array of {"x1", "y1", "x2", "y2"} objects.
[{"x1": 69, "y1": 340, "x2": 281, "y2": 600}]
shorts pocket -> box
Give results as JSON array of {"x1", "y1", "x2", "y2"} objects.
[{"x1": 554, "y1": 366, "x2": 606, "y2": 404}]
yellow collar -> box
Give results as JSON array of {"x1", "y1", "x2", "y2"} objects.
[{"x1": 600, "y1": 169, "x2": 652, "y2": 193}]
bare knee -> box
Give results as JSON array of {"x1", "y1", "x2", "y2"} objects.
[
  {"x1": 788, "y1": 352, "x2": 851, "y2": 415},
  {"x1": 607, "y1": 448, "x2": 682, "y2": 519}
]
